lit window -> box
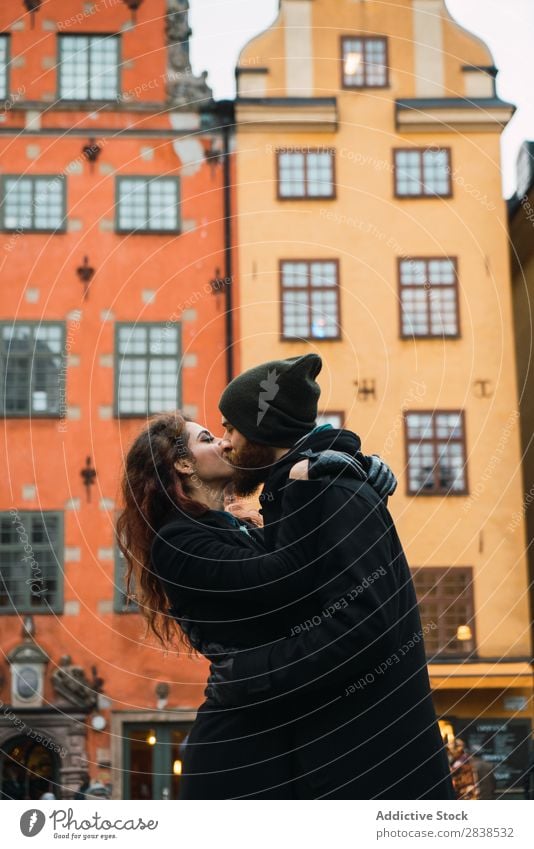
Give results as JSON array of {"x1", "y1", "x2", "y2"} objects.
[
  {"x1": 342, "y1": 37, "x2": 388, "y2": 88},
  {"x1": 412, "y1": 567, "x2": 475, "y2": 657}
]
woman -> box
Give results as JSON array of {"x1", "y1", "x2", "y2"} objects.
[{"x1": 117, "y1": 411, "x2": 393, "y2": 799}]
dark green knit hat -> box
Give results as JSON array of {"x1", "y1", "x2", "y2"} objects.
[{"x1": 219, "y1": 354, "x2": 322, "y2": 447}]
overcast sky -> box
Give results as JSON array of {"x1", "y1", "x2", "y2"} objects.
[{"x1": 188, "y1": 0, "x2": 533, "y2": 198}]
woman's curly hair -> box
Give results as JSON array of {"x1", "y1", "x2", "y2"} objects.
[{"x1": 116, "y1": 411, "x2": 208, "y2": 651}]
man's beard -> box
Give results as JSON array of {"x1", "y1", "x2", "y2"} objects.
[{"x1": 226, "y1": 442, "x2": 278, "y2": 497}]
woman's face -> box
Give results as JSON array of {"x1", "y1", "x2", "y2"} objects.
[{"x1": 182, "y1": 421, "x2": 234, "y2": 484}]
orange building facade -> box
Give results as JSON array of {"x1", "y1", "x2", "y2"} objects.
[{"x1": 0, "y1": 0, "x2": 235, "y2": 800}]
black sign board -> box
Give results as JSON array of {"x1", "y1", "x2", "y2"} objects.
[{"x1": 451, "y1": 717, "x2": 532, "y2": 792}]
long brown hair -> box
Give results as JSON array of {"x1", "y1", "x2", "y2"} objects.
[{"x1": 116, "y1": 411, "x2": 207, "y2": 651}]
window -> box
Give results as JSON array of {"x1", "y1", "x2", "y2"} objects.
[
  {"x1": 0, "y1": 511, "x2": 63, "y2": 614},
  {"x1": 394, "y1": 149, "x2": 452, "y2": 198},
  {"x1": 277, "y1": 149, "x2": 335, "y2": 199},
  {"x1": 115, "y1": 323, "x2": 181, "y2": 417},
  {"x1": 114, "y1": 545, "x2": 138, "y2": 613},
  {"x1": 0, "y1": 175, "x2": 66, "y2": 232},
  {"x1": 341, "y1": 36, "x2": 388, "y2": 88},
  {"x1": 116, "y1": 177, "x2": 180, "y2": 233},
  {"x1": 412, "y1": 567, "x2": 475, "y2": 657},
  {"x1": 0, "y1": 35, "x2": 8, "y2": 101},
  {"x1": 405, "y1": 411, "x2": 467, "y2": 495},
  {"x1": 1, "y1": 322, "x2": 64, "y2": 417},
  {"x1": 58, "y1": 35, "x2": 119, "y2": 100},
  {"x1": 399, "y1": 258, "x2": 460, "y2": 337},
  {"x1": 281, "y1": 260, "x2": 340, "y2": 340},
  {"x1": 317, "y1": 412, "x2": 344, "y2": 429}
]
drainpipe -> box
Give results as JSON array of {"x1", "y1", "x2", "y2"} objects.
[{"x1": 220, "y1": 101, "x2": 234, "y2": 383}]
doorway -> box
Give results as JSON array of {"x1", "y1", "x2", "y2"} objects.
[
  {"x1": 0, "y1": 735, "x2": 59, "y2": 800},
  {"x1": 122, "y1": 722, "x2": 192, "y2": 800}
]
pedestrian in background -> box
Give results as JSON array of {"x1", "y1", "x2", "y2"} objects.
[{"x1": 450, "y1": 739, "x2": 479, "y2": 800}]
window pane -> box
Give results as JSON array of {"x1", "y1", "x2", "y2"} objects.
[
  {"x1": 281, "y1": 262, "x2": 308, "y2": 287},
  {"x1": 395, "y1": 152, "x2": 422, "y2": 196},
  {"x1": 307, "y1": 152, "x2": 334, "y2": 197},
  {"x1": 428, "y1": 259, "x2": 455, "y2": 284},
  {"x1": 1, "y1": 324, "x2": 64, "y2": 415},
  {"x1": 310, "y1": 261, "x2": 337, "y2": 287},
  {"x1": 343, "y1": 38, "x2": 387, "y2": 87},
  {"x1": 89, "y1": 37, "x2": 119, "y2": 100},
  {"x1": 343, "y1": 39, "x2": 364, "y2": 86},
  {"x1": 3, "y1": 177, "x2": 34, "y2": 229},
  {"x1": 148, "y1": 359, "x2": 178, "y2": 413},
  {"x1": 116, "y1": 324, "x2": 180, "y2": 416},
  {"x1": 407, "y1": 411, "x2": 466, "y2": 494},
  {"x1": 118, "y1": 179, "x2": 148, "y2": 230},
  {"x1": 278, "y1": 152, "x2": 306, "y2": 197},
  {"x1": 406, "y1": 414, "x2": 433, "y2": 439},
  {"x1": 282, "y1": 291, "x2": 309, "y2": 337},
  {"x1": 149, "y1": 325, "x2": 178, "y2": 355},
  {"x1": 400, "y1": 260, "x2": 426, "y2": 285},
  {"x1": 118, "y1": 326, "x2": 147, "y2": 355},
  {"x1": 365, "y1": 38, "x2": 387, "y2": 85},
  {"x1": 401, "y1": 288, "x2": 429, "y2": 336},
  {"x1": 311, "y1": 290, "x2": 339, "y2": 338},
  {"x1": 317, "y1": 412, "x2": 344, "y2": 428},
  {"x1": 412, "y1": 568, "x2": 473, "y2": 655},
  {"x1": 33, "y1": 179, "x2": 64, "y2": 230},
  {"x1": 422, "y1": 150, "x2": 450, "y2": 195},
  {"x1": 429, "y1": 288, "x2": 458, "y2": 336},
  {"x1": 148, "y1": 180, "x2": 178, "y2": 231},
  {"x1": 118, "y1": 179, "x2": 179, "y2": 232},
  {"x1": 0, "y1": 36, "x2": 8, "y2": 101},
  {"x1": 59, "y1": 36, "x2": 90, "y2": 99},
  {"x1": 2, "y1": 177, "x2": 64, "y2": 231}
]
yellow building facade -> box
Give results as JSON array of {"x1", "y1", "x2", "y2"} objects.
[{"x1": 234, "y1": 0, "x2": 532, "y2": 794}]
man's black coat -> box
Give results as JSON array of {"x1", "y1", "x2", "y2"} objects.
[{"x1": 216, "y1": 427, "x2": 455, "y2": 800}]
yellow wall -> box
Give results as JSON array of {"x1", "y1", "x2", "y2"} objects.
[{"x1": 235, "y1": 0, "x2": 532, "y2": 672}]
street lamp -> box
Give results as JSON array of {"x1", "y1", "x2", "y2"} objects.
[
  {"x1": 76, "y1": 256, "x2": 96, "y2": 301},
  {"x1": 122, "y1": 0, "x2": 144, "y2": 24}
]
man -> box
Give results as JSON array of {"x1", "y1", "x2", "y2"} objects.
[{"x1": 199, "y1": 353, "x2": 455, "y2": 799}]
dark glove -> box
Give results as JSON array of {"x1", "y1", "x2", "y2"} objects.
[
  {"x1": 364, "y1": 454, "x2": 397, "y2": 499},
  {"x1": 204, "y1": 651, "x2": 238, "y2": 706},
  {"x1": 172, "y1": 611, "x2": 202, "y2": 652},
  {"x1": 299, "y1": 449, "x2": 367, "y2": 481}
]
